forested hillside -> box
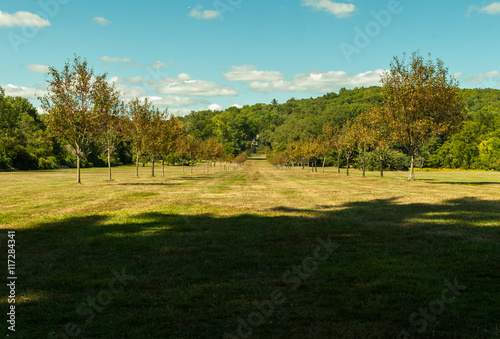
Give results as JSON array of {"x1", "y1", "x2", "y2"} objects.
[{"x1": 1, "y1": 85, "x2": 499, "y2": 171}]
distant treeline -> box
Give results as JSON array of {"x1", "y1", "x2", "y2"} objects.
[
  {"x1": 181, "y1": 86, "x2": 500, "y2": 171},
  {"x1": 1, "y1": 86, "x2": 499, "y2": 171}
]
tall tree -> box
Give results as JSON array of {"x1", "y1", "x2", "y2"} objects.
[
  {"x1": 381, "y1": 51, "x2": 464, "y2": 180},
  {"x1": 40, "y1": 56, "x2": 101, "y2": 184}
]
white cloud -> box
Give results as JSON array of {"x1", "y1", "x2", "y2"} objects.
[
  {"x1": 301, "y1": 0, "x2": 356, "y2": 18},
  {"x1": 188, "y1": 5, "x2": 220, "y2": 20},
  {"x1": 453, "y1": 72, "x2": 463, "y2": 79},
  {"x1": 107, "y1": 76, "x2": 146, "y2": 98},
  {"x1": 100, "y1": 56, "x2": 132, "y2": 63},
  {"x1": 147, "y1": 95, "x2": 205, "y2": 107},
  {"x1": 224, "y1": 65, "x2": 284, "y2": 82},
  {"x1": 481, "y1": 2, "x2": 500, "y2": 14},
  {"x1": 231, "y1": 104, "x2": 243, "y2": 108},
  {"x1": 208, "y1": 103, "x2": 224, "y2": 111},
  {"x1": 148, "y1": 73, "x2": 238, "y2": 97},
  {"x1": 127, "y1": 76, "x2": 144, "y2": 84},
  {"x1": 94, "y1": 17, "x2": 111, "y2": 25},
  {"x1": 247, "y1": 69, "x2": 384, "y2": 93},
  {"x1": 27, "y1": 64, "x2": 49, "y2": 74},
  {"x1": 0, "y1": 11, "x2": 51, "y2": 28},
  {"x1": 466, "y1": 71, "x2": 500, "y2": 84},
  {"x1": 1, "y1": 84, "x2": 46, "y2": 99},
  {"x1": 467, "y1": 2, "x2": 500, "y2": 16}
]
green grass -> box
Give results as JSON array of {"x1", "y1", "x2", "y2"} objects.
[{"x1": 1, "y1": 159, "x2": 499, "y2": 338}]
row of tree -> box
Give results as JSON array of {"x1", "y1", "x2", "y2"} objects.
[
  {"x1": 268, "y1": 52, "x2": 465, "y2": 180},
  {"x1": 2, "y1": 52, "x2": 499, "y2": 178},
  {"x1": 9, "y1": 56, "x2": 248, "y2": 183}
]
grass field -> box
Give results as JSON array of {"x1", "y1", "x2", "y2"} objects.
[{"x1": 1, "y1": 156, "x2": 499, "y2": 338}]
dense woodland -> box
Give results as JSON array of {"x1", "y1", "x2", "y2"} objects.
[{"x1": 1, "y1": 58, "x2": 500, "y2": 174}]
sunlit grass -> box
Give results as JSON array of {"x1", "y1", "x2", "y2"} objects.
[{"x1": 0, "y1": 159, "x2": 499, "y2": 338}]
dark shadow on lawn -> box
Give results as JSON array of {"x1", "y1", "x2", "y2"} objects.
[
  {"x1": 5, "y1": 197, "x2": 500, "y2": 339},
  {"x1": 419, "y1": 179, "x2": 500, "y2": 186}
]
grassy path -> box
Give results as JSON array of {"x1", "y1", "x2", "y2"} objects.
[{"x1": 0, "y1": 158, "x2": 499, "y2": 338}]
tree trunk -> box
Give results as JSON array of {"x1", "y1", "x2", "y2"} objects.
[
  {"x1": 409, "y1": 153, "x2": 415, "y2": 181},
  {"x1": 108, "y1": 145, "x2": 112, "y2": 181},
  {"x1": 76, "y1": 153, "x2": 81, "y2": 184},
  {"x1": 151, "y1": 154, "x2": 155, "y2": 177},
  {"x1": 162, "y1": 159, "x2": 165, "y2": 177},
  {"x1": 196, "y1": 160, "x2": 200, "y2": 173},
  {"x1": 337, "y1": 150, "x2": 341, "y2": 173},
  {"x1": 135, "y1": 151, "x2": 140, "y2": 177},
  {"x1": 182, "y1": 160, "x2": 185, "y2": 174},
  {"x1": 379, "y1": 155, "x2": 384, "y2": 177},
  {"x1": 346, "y1": 155, "x2": 350, "y2": 176},
  {"x1": 362, "y1": 144, "x2": 366, "y2": 178},
  {"x1": 322, "y1": 157, "x2": 326, "y2": 173}
]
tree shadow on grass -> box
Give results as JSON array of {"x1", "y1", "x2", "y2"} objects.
[
  {"x1": 5, "y1": 197, "x2": 500, "y2": 338},
  {"x1": 419, "y1": 179, "x2": 500, "y2": 186}
]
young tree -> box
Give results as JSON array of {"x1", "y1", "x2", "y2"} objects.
[
  {"x1": 339, "y1": 120, "x2": 357, "y2": 176},
  {"x1": 352, "y1": 113, "x2": 371, "y2": 177},
  {"x1": 143, "y1": 107, "x2": 166, "y2": 177},
  {"x1": 158, "y1": 115, "x2": 183, "y2": 176},
  {"x1": 124, "y1": 98, "x2": 151, "y2": 177},
  {"x1": 330, "y1": 124, "x2": 343, "y2": 173},
  {"x1": 93, "y1": 76, "x2": 122, "y2": 181},
  {"x1": 41, "y1": 56, "x2": 102, "y2": 184},
  {"x1": 366, "y1": 107, "x2": 392, "y2": 177},
  {"x1": 320, "y1": 123, "x2": 338, "y2": 173},
  {"x1": 178, "y1": 134, "x2": 200, "y2": 174},
  {"x1": 381, "y1": 51, "x2": 464, "y2": 180}
]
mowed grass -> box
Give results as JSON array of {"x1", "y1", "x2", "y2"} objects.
[{"x1": 1, "y1": 157, "x2": 499, "y2": 338}]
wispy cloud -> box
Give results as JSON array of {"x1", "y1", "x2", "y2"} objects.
[
  {"x1": 26, "y1": 64, "x2": 49, "y2": 74},
  {"x1": 93, "y1": 17, "x2": 111, "y2": 25},
  {"x1": 237, "y1": 69, "x2": 384, "y2": 93},
  {"x1": 301, "y1": 0, "x2": 356, "y2": 18},
  {"x1": 100, "y1": 56, "x2": 132, "y2": 64},
  {"x1": 188, "y1": 5, "x2": 220, "y2": 20},
  {"x1": 224, "y1": 65, "x2": 284, "y2": 82},
  {"x1": 151, "y1": 61, "x2": 171, "y2": 69},
  {"x1": 147, "y1": 73, "x2": 238, "y2": 97},
  {"x1": 1, "y1": 84, "x2": 46, "y2": 99},
  {"x1": 147, "y1": 95, "x2": 206, "y2": 108},
  {"x1": 467, "y1": 2, "x2": 500, "y2": 16},
  {"x1": 0, "y1": 11, "x2": 50, "y2": 28},
  {"x1": 466, "y1": 71, "x2": 500, "y2": 83}
]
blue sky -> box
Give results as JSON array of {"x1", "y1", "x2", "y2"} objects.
[{"x1": 0, "y1": 0, "x2": 499, "y2": 115}]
